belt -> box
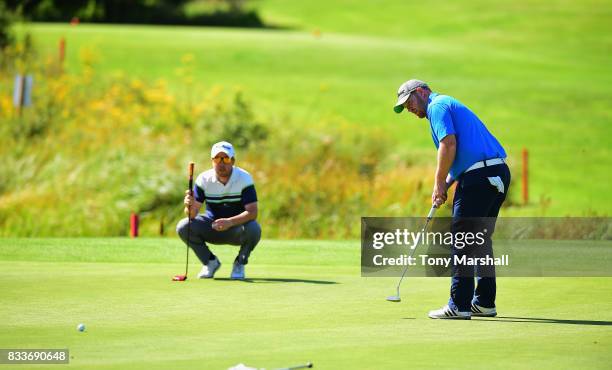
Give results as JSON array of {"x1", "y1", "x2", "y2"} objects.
[{"x1": 464, "y1": 157, "x2": 505, "y2": 173}]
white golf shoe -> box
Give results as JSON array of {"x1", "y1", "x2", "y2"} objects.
[
  {"x1": 198, "y1": 258, "x2": 221, "y2": 279},
  {"x1": 230, "y1": 262, "x2": 245, "y2": 280},
  {"x1": 428, "y1": 305, "x2": 471, "y2": 320},
  {"x1": 471, "y1": 303, "x2": 497, "y2": 317}
]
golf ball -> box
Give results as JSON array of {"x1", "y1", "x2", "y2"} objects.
[{"x1": 77, "y1": 323, "x2": 85, "y2": 332}]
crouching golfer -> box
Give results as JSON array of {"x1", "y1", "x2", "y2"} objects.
[
  {"x1": 177, "y1": 141, "x2": 261, "y2": 280},
  {"x1": 394, "y1": 80, "x2": 510, "y2": 319}
]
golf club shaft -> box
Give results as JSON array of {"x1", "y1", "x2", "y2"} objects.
[
  {"x1": 276, "y1": 363, "x2": 313, "y2": 370},
  {"x1": 185, "y1": 162, "x2": 195, "y2": 277},
  {"x1": 390, "y1": 180, "x2": 453, "y2": 297},
  {"x1": 394, "y1": 205, "x2": 437, "y2": 293}
]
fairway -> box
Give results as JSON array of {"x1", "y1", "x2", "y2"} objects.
[{"x1": 1, "y1": 238, "x2": 611, "y2": 369}]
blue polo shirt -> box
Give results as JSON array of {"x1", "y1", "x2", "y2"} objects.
[{"x1": 427, "y1": 93, "x2": 506, "y2": 179}]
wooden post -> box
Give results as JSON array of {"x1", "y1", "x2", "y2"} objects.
[
  {"x1": 130, "y1": 213, "x2": 139, "y2": 238},
  {"x1": 522, "y1": 148, "x2": 529, "y2": 205},
  {"x1": 18, "y1": 75, "x2": 26, "y2": 117},
  {"x1": 159, "y1": 217, "x2": 164, "y2": 236}
]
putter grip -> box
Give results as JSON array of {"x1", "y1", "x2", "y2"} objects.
[
  {"x1": 188, "y1": 162, "x2": 194, "y2": 195},
  {"x1": 427, "y1": 206, "x2": 437, "y2": 220}
]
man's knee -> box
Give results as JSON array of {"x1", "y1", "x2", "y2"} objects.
[
  {"x1": 176, "y1": 218, "x2": 190, "y2": 239},
  {"x1": 243, "y1": 221, "x2": 262, "y2": 244}
]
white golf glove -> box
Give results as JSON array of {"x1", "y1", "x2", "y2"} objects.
[{"x1": 487, "y1": 176, "x2": 505, "y2": 194}]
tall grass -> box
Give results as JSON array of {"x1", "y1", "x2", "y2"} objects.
[{"x1": 0, "y1": 37, "x2": 522, "y2": 238}]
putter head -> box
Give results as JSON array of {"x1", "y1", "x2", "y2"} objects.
[
  {"x1": 172, "y1": 275, "x2": 187, "y2": 281},
  {"x1": 386, "y1": 295, "x2": 401, "y2": 302}
]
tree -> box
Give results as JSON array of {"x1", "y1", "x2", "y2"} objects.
[{"x1": 0, "y1": 2, "x2": 13, "y2": 49}]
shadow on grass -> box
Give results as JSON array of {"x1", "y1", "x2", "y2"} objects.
[
  {"x1": 473, "y1": 316, "x2": 612, "y2": 326},
  {"x1": 214, "y1": 278, "x2": 338, "y2": 284}
]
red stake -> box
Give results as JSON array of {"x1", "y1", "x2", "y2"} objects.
[{"x1": 130, "y1": 213, "x2": 139, "y2": 238}]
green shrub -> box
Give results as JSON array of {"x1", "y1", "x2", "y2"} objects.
[
  {"x1": 3, "y1": 0, "x2": 266, "y2": 28},
  {"x1": 0, "y1": 2, "x2": 14, "y2": 49}
]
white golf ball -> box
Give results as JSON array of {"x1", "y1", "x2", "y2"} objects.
[{"x1": 77, "y1": 323, "x2": 85, "y2": 332}]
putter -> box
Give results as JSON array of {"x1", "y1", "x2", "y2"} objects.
[
  {"x1": 275, "y1": 363, "x2": 313, "y2": 370},
  {"x1": 386, "y1": 205, "x2": 437, "y2": 302},
  {"x1": 173, "y1": 162, "x2": 195, "y2": 282}
]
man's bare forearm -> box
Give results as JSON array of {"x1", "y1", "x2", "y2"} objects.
[
  {"x1": 185, "y1": 205, "x2": 200, "y2": 219},
  {"x1": 227, "y1": 210, "x2": 257, "y2": 227},
  {"x1": 436, "y1": 136, "x2": 456, "y2": 185}
]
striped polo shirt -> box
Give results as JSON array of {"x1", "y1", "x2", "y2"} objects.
[{"x1": 193, "y1": 166, "x2": 258, "y2": 220}]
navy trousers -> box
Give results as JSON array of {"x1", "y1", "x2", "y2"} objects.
[
  {"x1": 448, "y1": 163, "x2": 511, "y2": 312},
  {"x1": 176, "y1": 215, "x2": 262, "y2": 265}
]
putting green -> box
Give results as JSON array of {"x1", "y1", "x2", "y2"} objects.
[{"x1": 1, "y1": 238, "x2": 610, "y2": 369}]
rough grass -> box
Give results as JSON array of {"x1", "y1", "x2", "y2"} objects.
[
  {"x1": 15, "y1": 0, "x2": 612, "y2": 217},
  {"x1": 2, "y1": 0, "x2": 610, "y2": 240}
]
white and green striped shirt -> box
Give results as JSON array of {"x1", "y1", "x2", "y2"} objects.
[{"x1": 193, "y1": 166, "x2": 258, "y2": 219}]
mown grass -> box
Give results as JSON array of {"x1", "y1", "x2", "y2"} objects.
[{"x1": 1, "y1": 238, "x2": 611, "y2": 369}]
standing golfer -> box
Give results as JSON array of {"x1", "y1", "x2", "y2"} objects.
[
  {"x1": 394, "y1": 79, "x2": 511, "y2": 319},
  {"x1": 176, "y1": 141, "x2": 261, "y2": 280}
]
